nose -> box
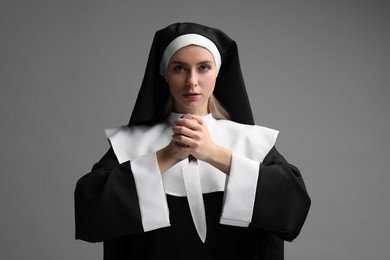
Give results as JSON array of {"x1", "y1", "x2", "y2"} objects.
[{"x1": 185, "y1": 69, "x2": 198, "y2": 87}]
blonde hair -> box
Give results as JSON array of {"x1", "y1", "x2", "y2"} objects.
[
  {"x1": 208, "y1": 95, "x2": 230, "y2": 120},
  {"x1": 162, "y1": 94, "x2": 230, "y2": 120}
]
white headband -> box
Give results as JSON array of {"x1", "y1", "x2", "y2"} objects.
[{"x1": 159, "y1": 33, "x2": 222, "y2": 77}]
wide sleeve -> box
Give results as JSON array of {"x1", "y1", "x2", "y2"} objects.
[
  {"x1": 249, "y1": 146, "x2": 311, "y2": 241},
  {"x1": 74, "y1": 148, "x2": 170, "y2": 243},
  {"x1": 220, "y1": 146, "x2": 310, "y2": 242}
]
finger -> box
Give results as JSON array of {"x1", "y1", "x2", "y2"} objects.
[
  {"x1": 175, "y1": 118, "x2": 202, "y2": 130},
  {"x1": 189, "y1": 114, "x2": 204, "y2": 125},
  {"x1": 172, "y1": 134, "x2": 196, "y2": 148},
  {"x1": 182, "y1": 114, "x2": 192, "y2": 119},
  {"x1": 172, "y1": 125, "x2": 197, "y2": 138},
  {"x1": 173, "y1": 140, "x2": 189, "y2": 148},
  {"x1": 172, "y1": 133, "x2": 188, "y2": 144}
]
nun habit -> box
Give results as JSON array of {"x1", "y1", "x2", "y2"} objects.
[{"x1": 74, "y1": 22, "x2": 311, "y2": 260}]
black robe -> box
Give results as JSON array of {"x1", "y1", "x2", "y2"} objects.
[
  {"x1": 75, "y1": 146, "x2": 310, "y2": 260},
  {"x1": 75, "y1": 22, "x2": 310, "y2": 260}
]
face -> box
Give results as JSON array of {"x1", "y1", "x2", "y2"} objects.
[{"x1": 166, "y1": 45, "x2": 217, "y2": 115}]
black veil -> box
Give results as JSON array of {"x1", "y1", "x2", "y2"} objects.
[{"x1": 128, "y1": 22, "x2": 254, "y2": 126}]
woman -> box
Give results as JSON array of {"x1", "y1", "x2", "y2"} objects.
[{"x1": 75, "y1": 22, "x2": 310, "y2": 260}]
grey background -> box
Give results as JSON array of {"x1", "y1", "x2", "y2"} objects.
[{"x1": 1, "y1": 0, "x2": 389, "y2": 259}]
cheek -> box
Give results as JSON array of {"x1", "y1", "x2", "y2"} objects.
[
  {"x1": 167, "y1": 77, "x2": 182, "y2": 93},
  {"x1": 168, "y1": 84, "x2": 178, "y2": 97},
  {"x1": 204, "y1": 75, "x2": 217, "y2": 93}
]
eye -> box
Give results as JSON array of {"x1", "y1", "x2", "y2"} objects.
[
  {"x1": 199, "y1": 64, "x2": 211, "y2": 72},
  {"x1": 173, "y1": 65, "x2": 186, "y2": 72}
]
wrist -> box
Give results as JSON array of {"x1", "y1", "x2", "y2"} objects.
[
  {"x1": 157, "y1": 143, "x2": 185, "y2": 174},
  {"x1": 205, "y1": 145, "x2": 232, "y2": 175}
]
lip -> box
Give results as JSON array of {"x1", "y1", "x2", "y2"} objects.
[{"x1": 183, "y1": 93, "x2": 200, "y2": 100}]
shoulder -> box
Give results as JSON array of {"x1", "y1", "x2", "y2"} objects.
[
  {"x1": 212, "y1": 119, "x2": 279, "y2": 161},
  {"x1": 105, "y1": 124, "x2": 166, "y2": 140},
  {"x1": 214, "y1": 119, "x2": 279, "y2": 141},
  {"x1": 104, "y1": 122, "x2": 171, "y2": 163}
]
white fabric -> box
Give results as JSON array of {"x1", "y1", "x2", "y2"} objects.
[
  {"x1": 182, "y1": 159, "x2": 207, "y2": 242},
  {"x1": 159, "y1": 34, "x2": 222, "y2": 77},
  {"x1": 220, "y1": 153, "x2": 260, "y2": 227},
  {"x1": 129, "y1": 153, "x2": 170, "y2": 232},
  {"x1": 105, "y1": 113, "x2": 279, "y2": 231}
]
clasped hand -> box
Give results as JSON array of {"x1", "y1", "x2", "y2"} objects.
[
  {"x1": 171, "y1": 114, "x2": 215, "y2": 162},
  {"x1": 157, "y1": 114, "x2": 231, "y2": 174}
]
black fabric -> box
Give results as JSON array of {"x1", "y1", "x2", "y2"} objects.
[
  {"x1": 103, "y1": 194, "x2": 277, "y2": 260},
  {"x1": 250, "y1": 147, "x2": 311, "y2": 242},
  {"x1": 74, "y1": 148, "x2": 143, "y2": 242},
  {"x1": 75, "y1": 146, "x2": 308, "y2": 260},
  {"x1": 129, "y1": 22, "x2": 254, "y2": 126}
]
